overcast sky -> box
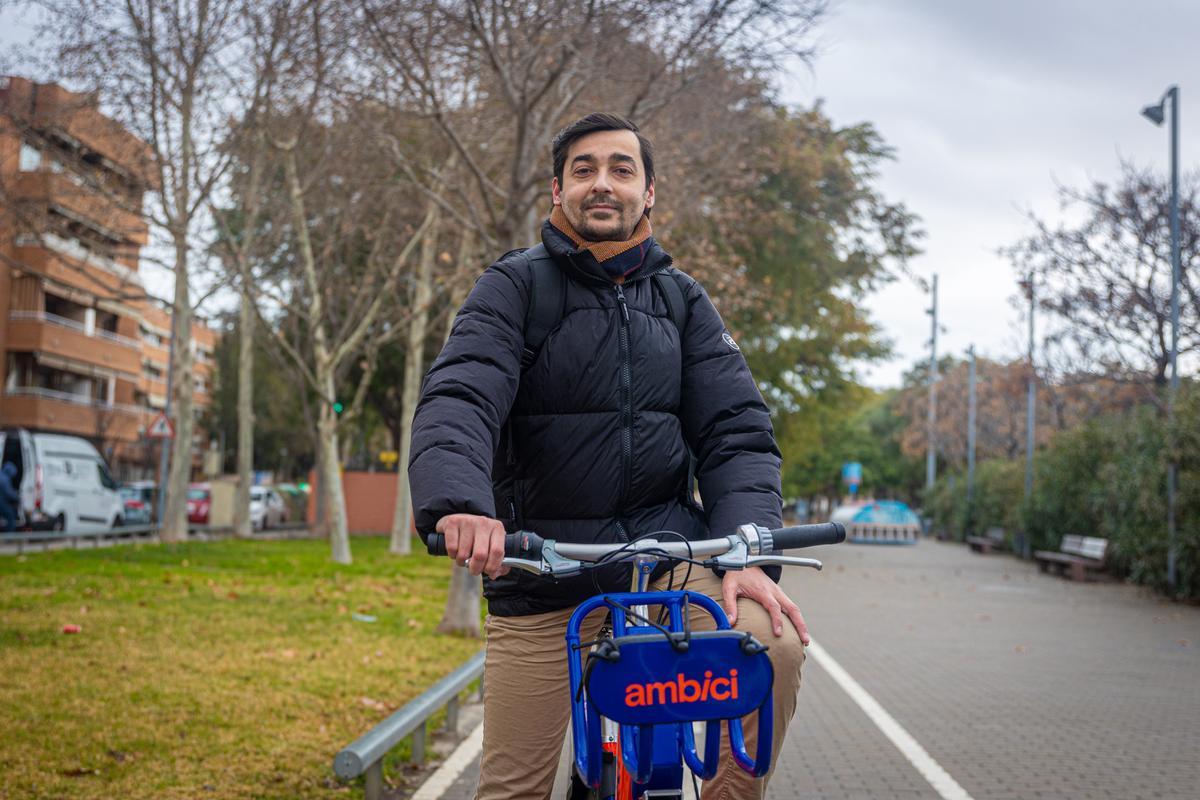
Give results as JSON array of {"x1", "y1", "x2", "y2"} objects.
[
  {"x1": 782, "y1": 0, "x2": 1200, "y2": 386},
  {"x1": 3, "y1": 2, "x2": 1198, "y2": 388}
]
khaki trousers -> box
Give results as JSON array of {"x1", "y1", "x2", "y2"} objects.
[{"x1": 475, "y1": 566, "x2": 806, "y2": 800}]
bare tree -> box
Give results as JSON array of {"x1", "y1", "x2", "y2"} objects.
[
  {"x1": 360, "y1": 0, "x2": 827, "y2": 251},
  {"x1": 33, "y1": 0, "x2": 258, "y2": 540},
  {"x1": 1004, "y1": 162, "x2": 1200, "y2": 393}
]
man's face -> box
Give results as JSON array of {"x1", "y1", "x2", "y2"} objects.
[{"x1": 552, "y1": 129, "x2": 654, "y2": 242}]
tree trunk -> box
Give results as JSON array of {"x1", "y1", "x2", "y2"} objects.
[
  {"x1": 161, "y1": 234, "x2": 194, "y2": 543},
  {"x1": 437, "y1": 564, "x2": 481, "y2": 636},
  {"x1": 437, "y1": 228, "x2": 482, "y2": 635},
  {"x1": 234, "y1": 286, "x2": 255, "y2": 539},
  {"x1": 389, "y1": 204, "x2": 440, "y2": 554},
  {"x1": 311, "y1": 415, "x2": 328, "y2": 539},
  {"x1": 318, "y1": 396, "x2": 352, "y2": 564}
]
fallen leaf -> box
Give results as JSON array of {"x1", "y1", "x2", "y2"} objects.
[
  {"x1": 1015, "y1": 644, "x2": 1029, "y2": 654},
  {"x1": 360, "y1": 697, "x2": 386, "y2": 711},
  {"x1": 976, "y1": 614, "x2": 991, "y2": 622},
  {"x1": 279, "y1": 649, "x2": 297, "y2": 660}
]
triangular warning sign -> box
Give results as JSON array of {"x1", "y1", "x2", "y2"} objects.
[{"x1": 147, "y1": 412, "x2": 175, "y2": 439}]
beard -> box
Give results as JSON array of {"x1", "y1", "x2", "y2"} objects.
[{"x1": 568, "y1": 196, "x2": 639, "y2": 241}]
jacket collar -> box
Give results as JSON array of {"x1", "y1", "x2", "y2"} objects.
[{"x1": 540, "y1": 218, "x2": 672, "y2": 285}]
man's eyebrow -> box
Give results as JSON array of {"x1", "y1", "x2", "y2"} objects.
[{"x1": 570, "y1": 152, "x2": 638, "y2": 168}]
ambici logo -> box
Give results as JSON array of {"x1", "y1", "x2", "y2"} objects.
[{"x1": 624, "y1": 669, "x2": 739, "y2": 708}]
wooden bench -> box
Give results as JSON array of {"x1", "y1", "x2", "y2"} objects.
[
  {"x1": 1033, "y1": 535, "x2": 1108, "y2": 581},
  {"x1": 966, "y1": 527, "x2": 1007, "y2": 554}
]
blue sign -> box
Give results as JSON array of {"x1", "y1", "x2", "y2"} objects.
[
  {"x1": 842, "y1": 462, "x2": 863, "y2": 485},
  {"x1": 586, "y1": 631, "x2": 772, "y2": 726}
]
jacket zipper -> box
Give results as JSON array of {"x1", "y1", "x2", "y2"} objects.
[{"x1": 614, "y1": 284, "x2": 633, "y2": 517}]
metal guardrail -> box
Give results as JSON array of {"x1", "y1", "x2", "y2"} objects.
[
  {"x1": 334, "y1": 650, "x2": 485, "y2": 799},
  {"x1": 1, "y1": 521, "x2": 312, "y2": 554}
]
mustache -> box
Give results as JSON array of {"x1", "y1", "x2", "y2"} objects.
[{"x1": 583, "y1": 197, "x2": 622, "y2": 211}]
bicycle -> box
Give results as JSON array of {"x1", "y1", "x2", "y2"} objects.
[{"x1": 426, "y1": 520, "x2": 845, "y2": 799}]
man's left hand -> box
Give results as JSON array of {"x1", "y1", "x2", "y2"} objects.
[{"x1": 721, "y1": 566, "x2": 810, "y2": 645}]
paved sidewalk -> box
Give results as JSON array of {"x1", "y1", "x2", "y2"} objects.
[
  {"x1": 774, "y1": 539, "x2": 1200, "y2": 799},
  {"x1": 417, "y1": 540, "x2": 1200, "y2": 799}
]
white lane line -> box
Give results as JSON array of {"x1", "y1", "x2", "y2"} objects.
[
  {"x1": 411, "y1": 721, "x2": 484, "y2": 800},
  {"x1": 806, "y1": 639, "x2": 976, "y2": 800}
]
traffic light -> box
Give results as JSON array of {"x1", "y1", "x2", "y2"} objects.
[{"x1": 333, "y1": 401, "x2": 344, "y2": 415}]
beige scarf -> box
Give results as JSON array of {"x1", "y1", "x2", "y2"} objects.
[{"x1": 549, "y1": 206, "x2": 652, "y2": 262}]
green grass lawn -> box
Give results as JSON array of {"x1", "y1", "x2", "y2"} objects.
[{"x1": 0, "y1": 536, "x2": 481, "y2": 800}]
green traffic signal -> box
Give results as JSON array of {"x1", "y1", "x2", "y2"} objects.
[{"x1": 333, "y1": 401, "x2": 344, "y2": 414}]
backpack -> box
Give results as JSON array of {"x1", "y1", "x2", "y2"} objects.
[{"x1": 517, "y1": 243, "x2": 689, "y2": 370}]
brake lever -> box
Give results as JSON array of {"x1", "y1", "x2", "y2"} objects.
[
  {"x1": 501, "y1": 540, "x2": 584, "y2": 577},
  {"x1": 745, "y1": 556, "x2": 823, "y2": 571},
  {"x1": 501, "y1": 558, "x2": 545, "y2": 575}
]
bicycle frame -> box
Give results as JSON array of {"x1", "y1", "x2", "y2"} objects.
[{"x1": 565, "y1": 552, "x2": 774, "y2": 798}]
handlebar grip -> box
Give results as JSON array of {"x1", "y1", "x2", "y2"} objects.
[
  {"x1": 770, "y1": 522, "x2": 846, "y2": 550},
  {"x1": 424, "y1": 530, "x2": 545, "y2": 559}
]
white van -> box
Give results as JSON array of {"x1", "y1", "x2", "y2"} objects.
[{"x1": 0, "y1": 428, "x2": 125, "y2": 532}]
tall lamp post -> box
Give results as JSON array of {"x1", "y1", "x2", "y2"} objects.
[
  {"x1": 926, "y1": 274, "x2": 939, "y2": 492},
  {"x1": 1141, "y1": 86, "x2": 1181, "y2": 593}
]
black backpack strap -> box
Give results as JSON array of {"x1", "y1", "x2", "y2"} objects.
[
  {"x1": 521, "y1": 243, "x2": 563, "y2": 370},
  {"x1": 652, "y1": 271, "x2": 699, "y2": 504},
  {"x1": 653, "y1": 270, "x2": 689, "y2": 342}
]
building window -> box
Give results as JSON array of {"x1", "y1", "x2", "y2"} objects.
[{"x1": 20, "y1": 143, "x2": 42, "y2": 171}]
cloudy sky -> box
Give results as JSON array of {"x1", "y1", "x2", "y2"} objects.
[
  {"x1": 3, "y1": 1, "x2": 1198, "y2": 387},
  {"x1": 782, "y1": 0, "x2": 1200, "y2": 385}
]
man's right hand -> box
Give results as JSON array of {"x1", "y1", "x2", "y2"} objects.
[{"x1": 435, "y1": 514, "x2": 511, "y2": 580}]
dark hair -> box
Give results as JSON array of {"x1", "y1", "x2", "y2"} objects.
[{"x1": 552, "y1": 112, "x2": 655, "y2": 190}]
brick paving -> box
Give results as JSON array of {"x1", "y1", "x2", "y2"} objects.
[{"x1": 421, "y1": 540, "x2": 1200, "y2": 799}]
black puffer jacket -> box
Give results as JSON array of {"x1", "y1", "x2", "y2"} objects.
[{"x1": 409, "y1": 220, "x2": 782, "y2": 616}]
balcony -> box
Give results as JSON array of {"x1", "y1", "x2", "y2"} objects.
[
  {"x1": 1, "y1": 77, "x2": 155, "y2": 187},
  {"x1": 10, "y1": 171, "x2": 148, "y2": 246},
  {"x1": 7, "y1": 310, "x2": 141, "y2": 376},
  {"x1": 1, "y1": 387, "x2": 144, "y2": 442},
  {"x1": 11, "y1": 235, "x2": 142, "y2": 300}
]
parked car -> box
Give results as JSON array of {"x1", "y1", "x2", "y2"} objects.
[
  {"x1": 186, "y1": 483, "x2": 211, "y2": 525},
  {"x1": 0, "y1": 428, "x2": 125, "y2": 532},
  {"x1": 121, "y1": 480, "x2": 158, "y2": 523},
  {"x1": 118, "y1": 486, "x2": 153, "y2": 526},
  {"x1": 249, "y1": 487, "x2": 289, "y2": 531}
]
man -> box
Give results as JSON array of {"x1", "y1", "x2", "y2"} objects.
[
  {"x1": 409, "y1": 113, "x2": 807, "y2": 799},
  {"x1": 0, "y1": 462, "x2": 20, "y2": 533}
]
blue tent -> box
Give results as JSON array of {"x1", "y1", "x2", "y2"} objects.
[{"x1": 831, "y1": 501, "x2": 921, "y2": 544}]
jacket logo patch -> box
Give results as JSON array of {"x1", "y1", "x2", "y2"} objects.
[{"x1": 722, "y1": 331, "x2": 740, "y2": 351}]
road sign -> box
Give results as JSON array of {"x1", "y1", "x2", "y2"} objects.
[{"x1": 147, "y1": 412, "x2": 175, "y2": 439}]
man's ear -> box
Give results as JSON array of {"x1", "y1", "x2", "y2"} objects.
[
  {"x1": 552, "y1": 176, "x2": 563, "y2": 206},
  {"x1": 644, "y1": 177, "x2": 655, "y2": 210}
]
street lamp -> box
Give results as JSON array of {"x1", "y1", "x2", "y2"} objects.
[{"x1": 1140, "y1": 85, "x2": 1181, "y2": 593}]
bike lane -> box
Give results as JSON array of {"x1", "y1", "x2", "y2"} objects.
[{"x1": 415, "y1": 539, "x2": 1200, "y2": 799}]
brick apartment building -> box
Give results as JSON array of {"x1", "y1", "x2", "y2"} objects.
[{"x1": 0, "y1": 76, "x2": 216, "y2": 479}]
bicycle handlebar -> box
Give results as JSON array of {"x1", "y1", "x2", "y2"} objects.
[
  {"x1": 769, "y1": 522, "x2": 846, "y2": 550},
  {"x1": 424, "y1": 530, "x2": 546, "y2": 559},
  {"x1": 422, "y1": 522, "x2": 845, "y2": 566}
]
